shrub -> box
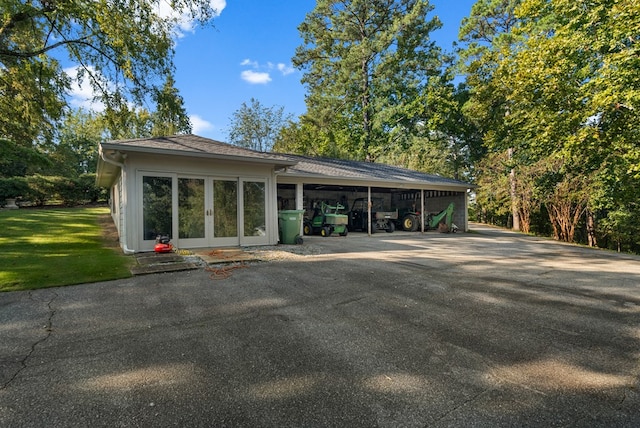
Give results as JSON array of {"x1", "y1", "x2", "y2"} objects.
[
  {"x1": 22, "y1": 174, "x2": 107, "y2": 206},
  {"x1": 25, "y1": 175, "x2": 56, "y2": 206},
  {"x1": 0, "y1": 177, "x2": 29, "y2": 201}
]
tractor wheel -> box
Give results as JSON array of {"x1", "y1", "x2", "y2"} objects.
[
  {"x1": 303, "y1": 222, "x2": 312, "y2": 235},
  {"x1": 402, "y1": 215, "x2": 419, "y2": 232},
  {"x1": 320, "y1": 226, "x2": 331, "y2": 237},
  {"x1": 386, "y1": 221, "x2": 395, "y2": 233},
  {"x1": 339, "y1": 228, "x2": 348, "y2": 237}
]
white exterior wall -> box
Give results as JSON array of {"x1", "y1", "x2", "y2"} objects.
[{"x1": 118, "y1": 153, "x2": 278, "y2": 252}]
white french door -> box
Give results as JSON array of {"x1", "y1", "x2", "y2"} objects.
[
  {"x1": 140, "y1": 173, "x2": 269, "y2": 250},
  {"x1": 176, "y1": 176, "x2": 241, "y2": 248}
]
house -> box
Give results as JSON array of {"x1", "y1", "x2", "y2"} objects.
[{"x1": 96, "y1": 134, "x2": 474, "y2": 253}]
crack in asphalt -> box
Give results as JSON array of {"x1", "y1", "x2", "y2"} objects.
[
  {"x1": 430, "y1": 388, "x2": 494, "y2": 424},
  {"x1": 1, "y1": 291, "x2": 58, "y2": 390}
]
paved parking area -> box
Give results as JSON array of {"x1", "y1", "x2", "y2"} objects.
[{"x1": 1, "y1": 224, "x2": 639, "y2": 427}]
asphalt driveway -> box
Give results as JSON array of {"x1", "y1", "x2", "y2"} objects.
[{"x1": 1, "y1": 224, "x2": 639, "y2": 427}]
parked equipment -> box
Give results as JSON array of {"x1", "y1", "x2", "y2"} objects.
[
  {"x1": 303, "y1": 202, "x2": 348, "y2": 237},
  {"x1": 396, "y1": 202, "x2": 457, "y2": 232},
  {"x1": 425, "y1": 203, "x2": 457, "y2": 232},
  {"x1": 347, "y1": 197, "x2": 398, "y2": 233},
  {"x1": 397, "y1": 208, "x2": 421, "y2": 232}
]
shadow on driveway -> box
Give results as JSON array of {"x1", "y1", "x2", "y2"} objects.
[{"x1": 1, "y1": 224, "x2": 639, "y2": 426}]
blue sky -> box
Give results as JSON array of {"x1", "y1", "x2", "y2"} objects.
[{"x1": 68, "y1": 1, "x2": 477, "y2": 141}]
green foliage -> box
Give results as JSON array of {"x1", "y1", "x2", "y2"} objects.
[
  {"x1": 293, "y1": 0, "x2": 445, "y2": 161},
  {"x1": 1, "y1": 0, "x2": 214, "y2": 145},
  {"x1": 151, "y1": 75, "x2": 192, "y2": 137},
  {"x1": 0, "y1": 176, "x2": 29, "y2": 200},
  {"x1": 0, "y1": 138, "x2": 51, "y2": 177},
  {"x1": 228, "y1": 98, "x2": 292, "y2": 152},
  {"x1": 39, "y1": 109, "x2": 104, "y2": 177},
  {"x1": 274, "y1": 117, "x2": 353, "y2": 159},
  {"x1": 18, "y1": 174, "x2": 107, "y2": 206},
  {"x1": 598, "y1": 204, "x2": 640, "y2": 253},
  {"x1": 474, "y1": 151, "x2": 512, "y2": 226},
  {"x1": 459, "y1": 0, "x2": 640, "y2": 252}
]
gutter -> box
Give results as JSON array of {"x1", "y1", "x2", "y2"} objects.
[
  {"x1": 99, "y1": 145, "x2": 126, "y2": 169},
  {"x1": 98, "y1": 147, "x2": 135, "y2": 255}
]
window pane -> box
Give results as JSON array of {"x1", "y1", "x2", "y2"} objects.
[
  {"x1": 214, "y1": 180, "x2": 238, "y2": 238},
  {"x1": 143, "y1": 176, "x2": 172, "y2": 240},
  {"x1": 178, "y1": 178, "x2": 205, "y2": 239},
  {"x1": 243, "y1": 181, "x2": 266, "y2": 237}
]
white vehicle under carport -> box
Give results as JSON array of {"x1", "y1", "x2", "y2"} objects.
[{"x1": 347, "y1": 197, "x2": 398, "y2": 233}]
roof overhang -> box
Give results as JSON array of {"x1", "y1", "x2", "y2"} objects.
[
  {"x1": 95, "y1": 145, "x2": 125, "y2": 188},
  {"x1": 94, "y1": 135, "x2": 476, "y2": 193},
  {"x1": 276, "y1": 173, "x2": 475, "y2": 192},
  {"x1": 99, "y1": 142, "x2": 297, "y2": 171}
]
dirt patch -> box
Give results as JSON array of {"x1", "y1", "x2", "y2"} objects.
[{"x1": 97, "y1": 213, "x2": 121, "y2": 249}]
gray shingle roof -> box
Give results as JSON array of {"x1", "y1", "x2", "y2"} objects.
[
  {"x1": 98, "y1": 134, "x2": 473, "y2": 190},
  {"x1": 279, "y1": 154, "x2": 474, "y2": 190},
  {"x1": 101, "y1": 134, "x2": 296, "y2": 166}
]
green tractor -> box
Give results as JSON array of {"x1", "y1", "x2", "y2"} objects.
[
  {"x1": 303, "y1": 202, "x2": 349, "y2": 237},
  {"x1": 397, "y1": 202, "x2": 457, "y2": 232}
]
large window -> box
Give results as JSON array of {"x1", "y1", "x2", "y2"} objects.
[
  {"x1": 214, "y1": 180, "x2": 238, "y2": 238},
  {"x1": 243, "y1": 181, "x2": 266, "y2": 237},
  {"x1": 142, "y1": 176, "x2": 172, "y2": 240}
]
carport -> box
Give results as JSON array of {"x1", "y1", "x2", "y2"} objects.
[{"x1": 275, "y1": 155, "x2": 474, "y2": 233}]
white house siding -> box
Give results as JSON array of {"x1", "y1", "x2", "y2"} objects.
[{"x1": 120, "y1": 152, "x2": 278, "y2": 252}]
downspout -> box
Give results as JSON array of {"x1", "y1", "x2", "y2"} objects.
[{"x1": 99, "y1": 147, "x2": 135, "y2": 255}]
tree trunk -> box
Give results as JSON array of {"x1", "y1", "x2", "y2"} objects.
[
  {"x1": 586, "y1": 210, "x2": 597, "y2": 247},
  {"x1": 508, "y1": 148, "x2": 520, "y2": 231},
  {"x1": 362, "y1": 58, "x2": 372, "y2": 161}
]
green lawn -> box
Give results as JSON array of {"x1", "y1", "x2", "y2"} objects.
[{"x1": 0, "y1": 207, "x2": 133, "y2": 292}]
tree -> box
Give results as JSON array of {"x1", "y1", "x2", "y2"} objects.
[
  {"x1": 293, "y1": 0, "x2": 444, "y2": 161},
  {"x1": 457, "y1": 0, "x2": 525, "y2": 230},
  {"x1": 501, "y1": 0, "x2": 640, "y2": 247},
  {"x1": 0, "y1": 0, "x2": 217, "y2": 145},
  {"x1": 44, "y1": 109, "x2": 105, "y2": 177},
  {"x1": 0, "y1": 138, "x2": 50, "y2": 177},
  {"x1": 228, "y1": 98, "x2": 292, "y2": 152},
  {"x1": 150, "y1": 75, "x2": 192, "y2": 137},
  {"x1": 463, "y1": 0, "x2": 640, "y2": 249}
]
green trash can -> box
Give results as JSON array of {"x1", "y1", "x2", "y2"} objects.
[{"x1": 278, "y1": 210, "x2": 305, "y2": 245}]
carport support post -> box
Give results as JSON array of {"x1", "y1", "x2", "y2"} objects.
[
  {"x1": 367, "y1": 186, "x2": 372, "y2": 236},
  {"x1": 421, "y1": 189, "x2": 425, "y2": 233},
  {"x1": 296, "y1": 183, "x2": 304, "y2": 236}
]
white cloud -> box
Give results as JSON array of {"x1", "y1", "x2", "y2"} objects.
[
  {"x1": 240, "y1": 58, "x2": 259, "y2": 68},
  {"x1": 241, "y1": 70, "x2": 272, "y2": 84},
  {"x1": 239, "y1": 59, "x2": 295, "y2": 84},
  {"x1": 64, "y1": 66, "x2": 106, "y2": 112},
  {"x1": 277, "y1": 63, "x2": 295, "y2": 76},
  {"x1": 156, "y1": 0, "x2": 227, "y2": 36},
  {"x1": 190, "y1": 114, "x2": 214, "y2": 134}
]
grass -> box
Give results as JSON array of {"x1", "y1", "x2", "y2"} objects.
[{"x1": 0, "y1": 206, "x2": 134, "y2": 292}]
